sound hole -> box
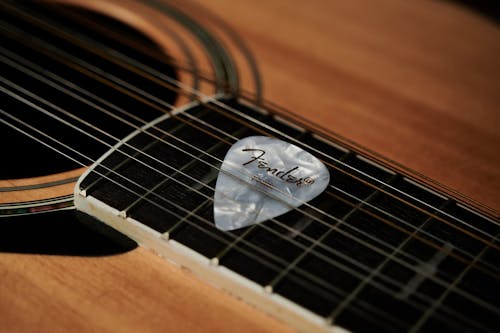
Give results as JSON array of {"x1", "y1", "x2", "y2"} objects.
[{"x1": 0, "y1": 2, "x2": 178, "y2": 179}]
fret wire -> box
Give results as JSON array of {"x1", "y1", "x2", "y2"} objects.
[
  {"x1": 324, "y1": 182, "x2": 500, "y2": 277},
  {"x1": 0, "y1": 111, "x2": 411, "y2": 330},
  {"x1": 81, "y1": 107, "x2": 199, "y2": 194},
  {"x1": 173, "y1": 100, "x2": 500, "y2": 277},
  {"x1": 0, "y1": 105, "x2": 357, "y2": 319},
  {"x1": 213, "y1": 225, "x2": 258, "y2": 262},
  {"x1": 104, "y1": 169, "x2": 417, "y2": 329},
  {"x1": 135, "y1": 123, "x2": 248, "y2": 219},
  {"x1": 0, "y1": 84, "x2": 480, "y2": 310},
  {"x1": 9, "y1": 0, "x2": 498, "y2": 243},
  {"x1": 3, "y1": 46, "x2": 498, "y2": 287},
  {"x1": 83, "y1": 153, "x2": 500, "y2": 318},
  {"x1": 2, "y1": 56, "x2": 496, "y2": 296},
  {"x1": 0, "y1": 49, "x2": 228, "y2": 196},
  {"x1": 1, "y1": 3, "x2": 498, "y2": 328},
  {"x1": 408, "y1": 234, "x2": 498, "y2": 333},
  {"x1": 169, "y1": 95, "x2": 500, "y2": 276},
  {"x1": 82, "y1": 131, "x2": 163, "y2": 195},
  {"x1": 184, "y1": 125, "x2": 263, "y2": 259},
  {"x1": 213, "y1": 213, "x2": 423, "y2": 328},
  {"x1": 265, "y1": 151, "x2": 358, "y2": 288},
  {"x1": 86, "y1": 107, "x2": 500, "y2": 324},
  {"x1": 164, "y1": 199, "x2": 212, "y2": 239},
  {"x1": 3, "y1": 4, "x2": 498, "y2": 257},
  {"x1": 203, "y1": 101, "x2": 500, "y2": 245},
  {"x1": 181, "y1": 99, "x2": 500, "y2": 275},
  {"x1": 157, "y1": 94, "x2": 500, "y2": 276},
  {"x1": 121, "y1": 119, "x2": 225, "y2": 214},
  {"x1": 107, "y1": 108, "x2": 498, "y2": 304},
  {"x1": 0, "y1": 106, "x2": 468, "y2": 326},
  {"x1": 329, "y1": 199, "x2": 453, "y2": 321},
  {"x1": 2, "y1": 1, "x2": 496, "y2": 312},
  {"x1": 169, "y1": 95, "x2": 480, "y2": 273},
  {"x1": 257, "y1": 93, "x2": 500, "y2": 220},
  {"x1": 106, "y1": 159, "x2": 499, "y2": 330},
  {"x1": 133, "y1": 136, "x2": 227, "y2": 228},
  {"x1": 1, "y1": 108, "x2": 493, "y2": 330},
  {"x1": 266, "y1": 213, "x2": 340, "y2": 290}
]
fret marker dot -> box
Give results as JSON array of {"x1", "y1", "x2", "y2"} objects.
[{"x1": 214, "y1": 136, "x2": 330, "y2": 231}]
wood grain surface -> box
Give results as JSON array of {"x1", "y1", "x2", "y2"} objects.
[{"x1": 0, "y1": 0, "x2": 499, "y2": 332}]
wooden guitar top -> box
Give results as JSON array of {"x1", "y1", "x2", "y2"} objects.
[{"x1": 0, "y1": 0, "x2": 498, "y2": 332}]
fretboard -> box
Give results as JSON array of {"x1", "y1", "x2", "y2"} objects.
[{"x1": 76, "y1": 98, "x2": 499, "y2": 333}]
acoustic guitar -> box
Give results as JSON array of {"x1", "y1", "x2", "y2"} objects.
[{"x1": 1, "y1": 1, "x2": 498, "y2": 332}]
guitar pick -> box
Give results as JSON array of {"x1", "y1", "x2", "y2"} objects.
[{"x1": 214, "y1": 136, "x2": 330, "y2": 231}]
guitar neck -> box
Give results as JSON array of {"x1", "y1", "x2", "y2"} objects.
[
  {"x1": 75, "y1": 97, "x2": 500, "y2": 333},
  {"x1": 1, "y1": 1, "x2": 499, "y2": 332}
]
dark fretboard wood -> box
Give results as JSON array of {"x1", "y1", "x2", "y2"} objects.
[{"x1": 78, "y1": 99, "x2": 500, "y2": 333}]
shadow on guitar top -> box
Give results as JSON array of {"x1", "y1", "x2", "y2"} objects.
[{"x1": 0, "y1": 210, "x2": 137, "y2": 256}]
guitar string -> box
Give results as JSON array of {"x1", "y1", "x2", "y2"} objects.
[
  {"x1": 3, "y1": 1, "x2": 498, "y2": 242},
  {"x1": 0, "y1": 13, "x2": 496, "y2": 330},
  {"x1": 0, "y1": 111, "x2": 420, "y2": 331},
  {"x1": 1, "y1": 6, "x2": 498, "y2": 286},
  {"x1": 3, "y1": 44, "x2": 500, "y2": 312},
  {"x1": 1, "y1": 2, "x2": 498, "y2": 320},
  {"x1": 145, "y1": 0, "x2": 500, "y2": 232},
  {"x1": 43, "y1": 2, "x2": 217, "y2": 85},
  {"x1": 1, "y1": 52, "x2": 497, "y2": 284},
  {"x1": 0, "y1": 110, "x2": 489, "y2": 333},
  {"x1": 5, "y1": 2, "x2": 498, "y2": 330},
  {"x1": 2, "y1": 1, "x2": 496, "y2": 330},
  {"x1": 1, "y1": 28, "x2": 498, "y2": 278},
  {"x1": 255, "y1": 96, "x2": 500, "y2": 219},
  {"x1": 12, "y1": 0, "x2": 498, "y2": 224},
  {"x1": 1, "y1": 79, "x2": 498, "y2": 326},
  {"x1": 0, "y1": 108, "x2": 490, "y2": 333},
  {"x1": 0, "y1": 72, "x2": 490, "y2": 292},
  {"x1": 26, "y1": 2, "x2": 500, "y2": 274},
  {"x1": 196, "y1": 102, "x2": 500, "y2": 241},
  {"x1": 0, "y1": 16, "x2": 496, "y2": 256},
  {"x1": 0, "y1": 25, "x2": 496, "y2": 280},
  {"x1": 3, "y1": 52, "x2": 498, "y2": 290},
  {"x1": 408, "y1": 236, "x2": 497, "y2": 333},
  {"x1": 26, "y1": 1, "x2": 500, "y2": 222}
]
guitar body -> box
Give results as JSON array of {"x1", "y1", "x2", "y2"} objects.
[{"x1": 0, "y1": 1, "x2": 498, "y2": 332}]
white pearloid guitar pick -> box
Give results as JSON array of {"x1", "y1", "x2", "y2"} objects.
[{"x1": 214, "y1": 136, "x2": 330, "y2": 231}]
